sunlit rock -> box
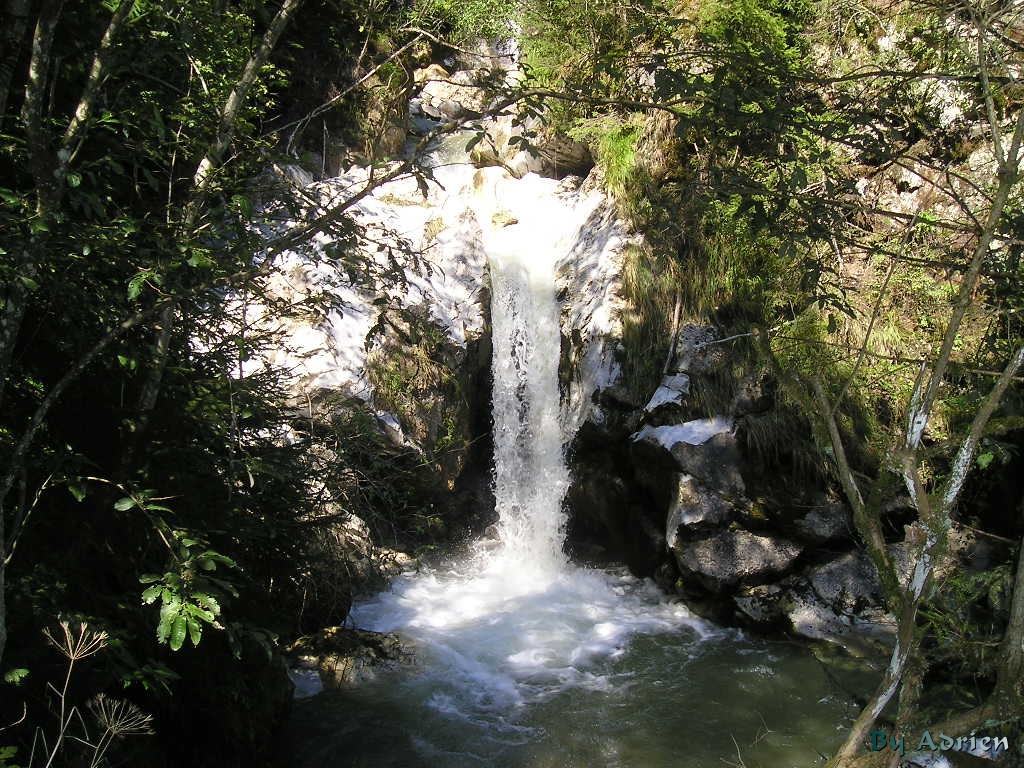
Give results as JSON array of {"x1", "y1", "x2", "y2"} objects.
[
  {"x1": 675, "y1": 529, "x2": 803, "y2": 591},
  {"x1": 793, "y1": 499, "x2": 853, "y2": 543},
  {"x1": 665, "y1": 474, "x2": 734, "y2": 542}
]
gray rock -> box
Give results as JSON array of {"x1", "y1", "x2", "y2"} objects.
[
  {"x1": 536, "y1": 131, "x2": 593, "y2": 178},
  {"x1": 631, "y1": 419, "x2": 744, "y2": 497},
  {"x1": 668, "y1": 432, "x2": 745, "y2": 497},
  {"x1": 644, "y1": 374, "x2": 691, "y2": 414},
  {"x1": 807, "y1": 552, "x2": 884, "y2": 612},
  {"x1": 734, "y1": 583, "x2": 786, "y2": 624},
  {"x1": 732, "y1": 374, "x2": 773, "y2": 416},
  {"x1": 794, "y1": 500, "x2": 852, "y2": 543},
  {"x1": 673, "y1": 324, "x2": 728, "y2": 375},
  {"x1": 735, "y1": 553, "x2": 896, "y2": 652},
  {"x1": 675, "y1": 529, "x2": 803, "y2": 591},
  {"x1": 416, "y1": 65, "x2": 490, "y2": 120},
  {"x1": 666, "y1": 475, "x2": 735, "y2": 543},
  {"x1": 783, "y1": 580, "x2": 895, "y2": 654},
  {"x1": 286, "y1": 627, "x2": 410, "y2": 689}
]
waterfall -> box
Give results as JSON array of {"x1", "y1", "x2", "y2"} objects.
[
  {"x1": 346, "y1": 166, "x2": 706, "y2": 736},
  {"x1": 488, "y1": 212, "x2": 569, "y2": 576}
]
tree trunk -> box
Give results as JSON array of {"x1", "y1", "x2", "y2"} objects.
[
  {"x1": 830, "y1": 595, "x2": 920, "y2": 766},
  {"x1": 0, "y1": 0, "x2": 32, "y2": 125},
  {"x1": 996, "y1": 532, "x2": 1024, "y2": 703},
  {"x1": 0, "y1": 509, "x2": 6, "y2": 665},
  {"x1": 189, "y1": 0, "x2": 303, "y2": 200}
]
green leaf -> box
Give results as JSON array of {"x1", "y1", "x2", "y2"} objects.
[
  {"x1": 230, "y1": 194, "x2": 253, "y2": 219},
  {"x1": 169, "y1": 616, "x2": 187, "y2": 651},
  {"x1": 139, "y1": 573, "x2": 163, "y2": 583},
  {"x1": 67, "y1": 171, "x2": 82, "y2": 188},
  {"x1": 195, "y1": 593, "x2": 221, "y2": 615},
  {"x1": 114, "y1": 497, "x2": 136, "y2": 511},
  {"x1": 187, "y1": 617, "x2": 202, "y2": 647},
  {"x1": 186, "y1": 251, "x2": 214, "y2": 268},
  {"x1": 3, "y1": 668, "x2": 29, "y2": 685},
  {"x1": 68, "y1": 485, "x2": 86, "y2": 502},
  {"x1": 976, "y1": 452, "x2": 994, "y2": 469},
  {"x1": 18, "y1": 276, "x2": 38, "y2": 291},
  {"x1": 127, "y1": 274, "x2": 146, "y2": 301},
  {"x1": 156, "y1": 602, "x2": 176, "y2": 644},
  {"x1": 141, "y1": 585, "x2": 162, "y2": 604}
]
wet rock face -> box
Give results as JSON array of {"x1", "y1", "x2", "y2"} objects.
[
  {"x1": 286, "y1": 627, "x2": 410, "y2": 689},
  {"x1": 676, "y1": 529, "x2": 804, "y2": 591}
]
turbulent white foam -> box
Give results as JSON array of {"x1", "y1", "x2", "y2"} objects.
[{"x1": 350, "y1": 553, "x2": 709, "y2": 723}]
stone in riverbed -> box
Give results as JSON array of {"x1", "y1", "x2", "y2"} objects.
[{"x1": 733, "y1": 552, "x2": 896, "y2": 653}]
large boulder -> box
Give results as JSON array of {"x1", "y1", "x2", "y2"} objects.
[
  {"x1": 666, "y1": 474, "x2": 735, "y2": 538},
  {"x1": 675, "y1": 528, "x2": 803, "y2": 591},
  {"x1": 414, "y1": 65, "x2": 490, "y2": 119},
  {"x1": 469, "y1": 115, "x2": 593, "y2": 179},
  {"x1": 536, "y1": 131, "x2": 593, "y2": 178},
  {"x1": 793, "y1": 499, "x2": 853, "y2": 543},
  {"x1": 632, "y1": 418, "x2": 744, "y2": 497}
]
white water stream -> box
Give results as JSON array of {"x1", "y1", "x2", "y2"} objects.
[{"x1": 349, "y1": 164, "x2": 709, "y2": 729}]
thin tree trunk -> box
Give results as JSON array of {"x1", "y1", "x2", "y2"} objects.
[
  {"x1": 0, "y1": 0, "x2": 61, "y2": 412},
  {"x1": 0, "y1": 0, "x2": 33, "y2": 125},
  {"x1": 811, "y1": 377, "x2": 900, "y2": 596},
  {"x1": 905, "y1": 110, "x2": 1024, "y2": 452},
  {"x1": 54, "y1": 0, "x2": 135, "y2": 184},
  {"x1": 0, "y1": 504, "x2": 5, "y2": 665},
  {"x1": 125, "y1": 0, "x2": 304, "y2": 470},
  {"x1": 21, "y1": 0, "x2": 63, "y2": 213},
  {"x1": 0, "y1": 253, "x2": 35, "y2": 412},
  {"x1": 119, "y1": 304, "x2": 174, "y2": 476},
  {"x1": 832, "y1": 596, "x2": 920, "y2": 765},
  {"x1": 996, "y1": 532, "x2": 1024, "y2": 702},
  {"x1": 189, "y1": 0, "x2": 303, "y2": 201},
  {"x1": 830, "y1": 346, "x2": 1024, "y2": 765}
]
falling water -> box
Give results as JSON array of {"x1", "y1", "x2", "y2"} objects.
[
  {"x1": 346, "y1": 166, "x2": 705, "y2": 710},
  {"x1": 486, "y1": 200, "x2": 569, "y2": 575},
  {"x1": 292, "y1": 167, "x2": 877, "y2": 768}
]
